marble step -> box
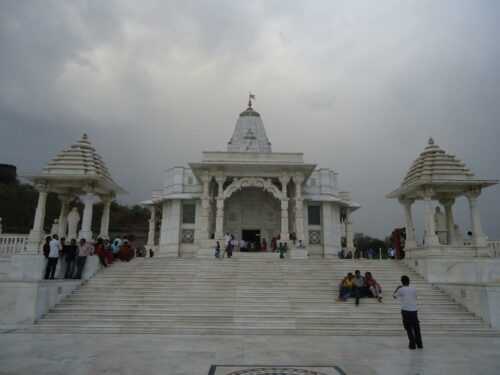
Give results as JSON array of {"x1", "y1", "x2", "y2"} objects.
[
  {"x1": 32, "y1": 258, "x2": 497, "y2": 336},
  {"x1": 28, "y1": 324, "x2": 498, "y2": 337}
]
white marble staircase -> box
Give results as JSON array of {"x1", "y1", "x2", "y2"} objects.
[{"x1": 26, "y1": 255, "x2": 499, "y2": 336}]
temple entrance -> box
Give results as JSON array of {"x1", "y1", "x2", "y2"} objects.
[
  {"x1": 223, "y1": 187, "x2": 280, "y2": 247},
  {"x1": 242, "y1": 229, "x2": 261, "y2": 251}
]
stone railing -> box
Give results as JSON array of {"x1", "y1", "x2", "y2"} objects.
[
  {"x1": 0, "y1": 234, "x2": 29, "y2": 257},
  {"x1": 488, "y1": 240, "x2": 500, "y2": 250}
]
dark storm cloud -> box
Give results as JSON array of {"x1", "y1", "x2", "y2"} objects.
[{"x1": 1, "y1": 0, "x2": 499, "y2": 240}]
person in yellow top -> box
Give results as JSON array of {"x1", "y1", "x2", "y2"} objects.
[{"x1": 337, "y1": 272, "x2": 354, "y2": 301}]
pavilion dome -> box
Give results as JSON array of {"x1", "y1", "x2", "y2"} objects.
[
  {"x1": 30, "y1": 134, "x2": 124, "y2": 195},
  {"x1": 42, "y1": 134, "x2": 113, "y2": 180},
  {"x1": 227, "y1": 103, "x2": 272, "y2": 153},
  {"x1": 402, "y1": 138, "x2": 475, "y2": 187}
]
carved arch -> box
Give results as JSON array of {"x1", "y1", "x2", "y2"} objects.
[{"x1": 223, "y1": 177, "x2": 283, "y2": 200}]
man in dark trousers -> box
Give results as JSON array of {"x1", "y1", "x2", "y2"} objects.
[{"x1": 393, "y1": 275, "x2": 423, "y2": 350}]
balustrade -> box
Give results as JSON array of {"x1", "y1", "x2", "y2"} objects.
[{"x1": 0, "y1": 234, "x2": 30, "y2": 257}]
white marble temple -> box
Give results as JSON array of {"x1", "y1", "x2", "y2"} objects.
[{"x1": 143, "y1": 97, "x2": 360, "y2": 258}]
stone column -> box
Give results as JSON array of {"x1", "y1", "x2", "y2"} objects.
[
  {"x1": 146, "y1": 205, "x2": 156, "y2": 248},
  {"x1": 57, "y1": 194, "x2": 71, "y2": 239},
  {"x1": 279, "y1": 175, "x2": 290, "y2": 244},
  {"x1": 27, "y1": 183, "x2": 49, "y2": 253},
  {"x1": 214, "y1": 176, "x2": 225, "y2": 240},
  {"x1": 399, "y1": 198, "x2": 417, "y2": 249},
  {"x1": 165, "y1": 199, "x2": 181, "y2": 257},
  {"x1": 440, "y1": 198, "x2": 456, "y2": 245},
  {"x1": 466, "y1": 189, "x2": 487, "y2": 247},
  {"x1": 159, "y1": 200, "x2": 169, "y2": 251},
  {"x1": 79, "y1": 189, "x2": 97, "y2": 241},
  {"x1": 199, "y1": 174, "x2": 211, "y2": 240},
  {"x1": 294, "y1": 174, "x2": 305, "y2": 243},
  {"x1": 422, "y1": 189, "x2": 440, "y2": 247},
  {"x1": 98, "y1": 196, "x2": 112, "y2": 239},
  {"x1": 345, "y1": 209, "x2": 354, "y2": 251}
]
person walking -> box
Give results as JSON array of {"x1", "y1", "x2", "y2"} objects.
[
  {"x1": 393, "y1": 275, "x2": 423, "y2": 350},
  {"x1": 64, "y1": 238, "x2": 78, "y2": 279},
  {"x1": 278, "y1": 242, "x2": 285, "y2": 259},
  {"x1": 44, "y1": 234, "x2": 61, "y2": 280},
  {"x1": 74, "y1": 238, "x2": 93, "y2": 279},
  {"x1": 214, "y1": 241, "x2": 221, "y2": 258}
]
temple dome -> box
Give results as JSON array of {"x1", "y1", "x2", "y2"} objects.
[{"x1": 227, "y1": 103, "x2": 272, "y2": 153}]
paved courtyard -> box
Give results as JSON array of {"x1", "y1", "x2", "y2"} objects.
[{"x1": 0, "y1": 333, "x2": 499, "y2": 375}]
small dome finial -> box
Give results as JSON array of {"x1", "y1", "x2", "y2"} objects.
[
  {"x1": 82, "y1": 133, "x2": 88, "y2": 140},
  {"x1": 428, "y1": 137, "x2": 434, "y2": 145},
  {"x1": 248, "y1": 92, "x2": 255, "y2": 109}
]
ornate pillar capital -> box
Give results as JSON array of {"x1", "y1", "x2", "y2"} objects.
[
  {"x1": 294, "y1": 173, "x2": 304, "y2": 184},
  {"x1": 465, "y1": 187, "x2": 481, "y2": 200},
  {"x1": 100, "y1": 193, "x2": 114, "y2": 205},
  {"x1": 35, "y1": 182, "x2": 49, "y2": 193},
  {"x1": 398, "y1": 197, "x2": 415, "y2": 206},
  {"x1": 439, "y1": 197, "x2": 456, "y2": 207},
  {"x1": 421, "y1": 187, "x2": 435, "y2": 200},
  {"x1": 279, "y1": 175, "x2": 290, "y2": 186}
]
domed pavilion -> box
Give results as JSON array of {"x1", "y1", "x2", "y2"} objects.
[
  {"x1": 26, "y1": 134, "x2": 124, "y2": 253},
  {"x1": 387, "y1": 138, "x2": 498, "y2": 257}
]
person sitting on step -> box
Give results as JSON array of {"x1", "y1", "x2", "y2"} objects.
[
  {"x1": 337, "y1": 272, "x2": 354, "y2": 302},
  {"x1": 353, "y1": 270, "x2": 366, "y2": 306},
  {"x1": 365, "y1": 271, "x2": 383, "y2": 302}
]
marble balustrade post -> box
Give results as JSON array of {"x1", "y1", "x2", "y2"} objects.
[
  {"x1": 146, "y1": 205, "x2": 156, "y2": 247},
  {"x1": 27, "y1": 183, "x2": 49, "y2": 253},
  {"x1": 466, "y1": 189, "x2": 487, "y2": 247},
  {"x1": 214, "y1": 176, "x2": 225, "y2": 240},
  {"x1": 399, "y1": 198, "x2": 417, "y2": 249}
]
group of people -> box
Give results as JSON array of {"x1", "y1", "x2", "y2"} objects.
[
  {"x1": 337, "y1": 270, "x2": 424, "y2": 350},
  {"x1": 337, "y1": 269, "x2": 383, "y2": 305},
  {"x1": 42, "y1": 234, "x2": 136, "y2": 280},
  {"x1": 338, "y1": 247, "x2": 397, "y2": 259},
  {"x1": 214, "y1": 232, "x2": 290, "y2": 259}
]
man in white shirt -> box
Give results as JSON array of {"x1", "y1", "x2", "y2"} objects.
[
  {"x1": 44, "y1": 234, "x2": 61, "y2": 280},
  {"x1": 393, "y1": 275, "x2": 423, "y2": 349}
]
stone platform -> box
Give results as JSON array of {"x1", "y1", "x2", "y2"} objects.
[{"x1": 0, "y1": 333, "x2": 499, "y2": 375}]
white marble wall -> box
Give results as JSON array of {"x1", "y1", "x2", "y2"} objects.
[{"x1": 164, "y1": 167, "x2": 202, "y2": 196}]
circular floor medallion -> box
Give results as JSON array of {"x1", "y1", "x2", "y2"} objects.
[{"x1": 225, "y1": 368, "x2": 329, "y2": 375}]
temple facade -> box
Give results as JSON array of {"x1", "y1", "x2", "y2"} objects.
[{"x1": 144, "y1": 99, "x2": 359, "y2": 258}]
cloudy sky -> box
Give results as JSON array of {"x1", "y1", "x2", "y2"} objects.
[{"x1": 1, "y1": 0, "x2": 499, "y2": 240}]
